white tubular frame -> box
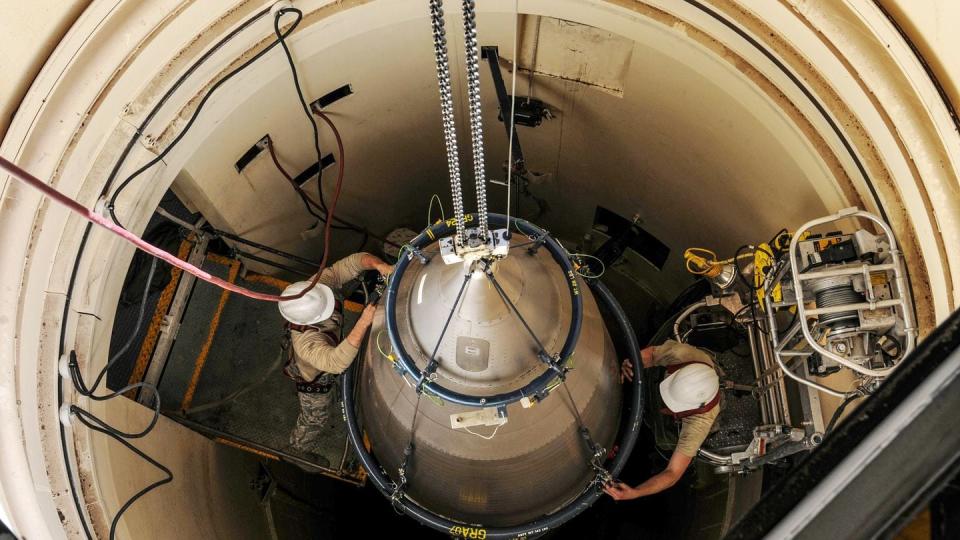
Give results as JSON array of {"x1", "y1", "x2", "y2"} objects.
[{"x1": 787, "y1": 208, "x2": 917, "y2": 378}]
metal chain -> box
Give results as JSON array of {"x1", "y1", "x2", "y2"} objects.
[
  {"x1": 429, "y1": 0, "x2": 466, "y2": 245},
  {"x1": 461, "y1": 0, "x2": 489, "y2": 240},
  {"x1": 561, "y1": 381, "x2": 613, "y2": 487},
  {"x1": 392, "y1": 268, "x2": 473, "y2": 511},
  {"x1": 391, "y1": 391, "x2": 423, "y2": 514}
]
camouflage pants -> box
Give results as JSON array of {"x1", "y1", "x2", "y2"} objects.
[{"x1": 289, "y1": 390, "x2": 335, "y2": 453}]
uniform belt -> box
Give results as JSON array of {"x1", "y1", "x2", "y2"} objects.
[
  {"x1": 297, "y1": 378, "x2": 335, "y2": 394},
  {"x1": 294, "y1": 370, "x2": 337, "y2": 394}
]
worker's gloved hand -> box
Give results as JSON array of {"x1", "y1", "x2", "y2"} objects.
[
  {"x1": 620, "y1": 359, "x2": 634, "y2": 384},
  {"x1": 602, "y1": 480, "x2": 636, "y2": 501}
]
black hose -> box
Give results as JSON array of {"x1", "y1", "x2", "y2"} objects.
[
  {"x1": 108, "y1": 14, "x2": 302, "y2": 227},
  {"x1": 99, "y1": 6, "x2": 272, "y2": 199},
  {"x1": 70, "y1": 407, "x2": 173, "y2": 540},
  {"x1": 67, "y1": 257, "x2": 169, "y2": 539},
  {"x1": 826, "y1": 393, "x2": 863, "y2": 434}
]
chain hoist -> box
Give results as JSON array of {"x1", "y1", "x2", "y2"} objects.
[
  {"x1": 428, "y1": 0, "x2": 492, "y2": 247},
  {"x1": 460, "y1": 0, "x2": 489, "y2": 240},
  {"x1": 428, "y1": 0, "x2": 468, "y2": 245}
]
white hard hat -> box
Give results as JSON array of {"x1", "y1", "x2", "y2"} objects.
[
  {"x1": 278, "y1": 281, "x2": 335, "y2": 325},
  {"x1": 660, "y1": 363, "x2": 720, "y2": 414}
]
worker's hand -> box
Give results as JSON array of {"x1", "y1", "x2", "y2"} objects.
[
  {"x1": 603, "y1": 481, "x2": 637, "y2": 501},
  {"x1": 640, "y1": 346, "x2": 656, "y2": 368},
  {"x1": 620, "y1": 359, "x2": 634, "y2": 384},
  {"x1": 357, "y1": 304, "x2": 376, "y2": 329},
  {"x1": 376, "y1": 262, "x2": 394, "y2": 277},
  {"x1": 346, "y1": 304, "x2": 377, "y2": 348}
]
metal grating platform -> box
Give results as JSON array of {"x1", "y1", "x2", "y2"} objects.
[
  {"x1": 646, "y1": 319, "x2": 763, "y2": 455},
  {"x1": 705, "y1": 346, "x2": 763, "y2": 452},
  {"x1": 125, "y1": 250, "x2": 363, "y2": 483}
]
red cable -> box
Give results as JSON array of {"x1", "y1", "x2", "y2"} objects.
[
  {"x1": 311, "y1": 109, "x2": 346, "y2": 284},
  {"x1": 0, "y1": 155, "x2": 333, "y2": 303}
]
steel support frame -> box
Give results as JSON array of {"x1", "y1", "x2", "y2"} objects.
[
  {"x1": 726, "y1": 308, "x2": 960, "y2": 539},
  {"x1": 138, "y1": 231, "x2": 209, "y2": 404}
]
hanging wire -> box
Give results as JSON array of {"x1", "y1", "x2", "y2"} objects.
[
  {"x1": 70, "y1": 407, "x2": 173, "y2": 540},
  {"x1": 427, "y1": 193, "x2": 446, "y2": 225},
  {"x1": 67, "y1": 258, "x2": 170, "y2": 540},
  {"x1": 76, "y1": 259, "x2": 159, "y2": 395},
  {"x1": 505, "y1": 0, "x2": 519, "y2": 231},
  {"x1": 376, "y1": 330, "x2": 394, "y2": 362},
  {"x1": 392, "y1": 390, "x2": 424, "y2": 513},
  {"x1": 0, "y1": 10, "x2": 343, "y2": 304}
]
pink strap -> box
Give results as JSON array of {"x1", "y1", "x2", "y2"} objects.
[{"x1": 1, "y1": 156, "x2": 287, "y2": 302}]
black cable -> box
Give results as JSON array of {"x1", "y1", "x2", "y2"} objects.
[
  {"x1": 731, "y1": 303, "x2": 752, "y2": 322},
  {"x1": 197, "y1": 223, "x2": 321, "y2": 266},
  {"x1": 66, "y1": 257, "x2": 168, "y2": 539},
  {"x1": 57, "y1": 225, "x2": 95, "y2": 540},
  {"x1": 826, "y1": 393, "x2": 863, "y2": 434},
  {"x1": 232, "y1": 249, "x2": 312, "y2": 278},
  {"x1": 734, "y1": 244, "x2": 759, "y2": 291},
  {"x1": 768, "y1": 228, "x2": 789, "y2": 252},
  {"x1": 68, "y1": 257, "x2": 164, "y2": 433},
  {"x1": 486, "y1": 271, "x2": 548, "y2": 353},
  {"x1": 57, "y1": 8, "x2": 276, "y2": 537},
  {"x1": 734, "y1": 243, "x2": 776, "y2": 291},
  {"x1": 783, "y1": 307, "x2": 798, "y2": 332},
  {"x1": 508, "y1": 238, "x2": 540, "y2": 250},
  {"x1": 717, "y1": 304, "x2": 757, "y2": 356},
  {"x1": 311, "y1": 202, "x2": 364, "y2": 231},
  {"x1": 69, "y1": 371, "x2": 162, "y2": 438},
  {"x1": 267, "y1": 138, "x2": 328, "y2": 224},
  {"x1": 267, "y1": 128, "x2": 402, "y2": 248},
  {"x1": 730, "y1": 243, "x2": 778, "y2": 336},
  {"x1": 298, "y1": 194, "x2": 327, "y2": 223},
  {"x1": 74, "y1": 259, "x2": 158, "y2": 396},
  {"x1": 273, "y1": 8, "x2": 327, "y2": 215},
  {"x1": 107, "y1": 8, "x2": 308, "y2": 228},
  {"x1": 265, "y1": 141, "x2": 366, "y2": 233},
  {"x1": 427, "y1": 274, "x2": 472, "y2": 366},
  {"x1": 70, "y1": 407, "x2": 173, "y2": 540},
  {"x1": 100, "y1": 7, "x2": 272, "y2": 199},
  {"x1": 748, "y1": 300, "x2": 768, "y2": 335},
  {"x1": 106, "y1": 4, "x2": 398, "y2": 257}
]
